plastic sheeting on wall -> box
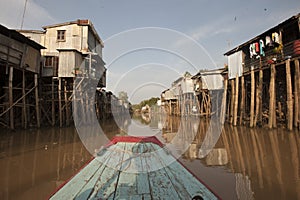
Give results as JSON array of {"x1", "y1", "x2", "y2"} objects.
[
  {"x1": 228, "y1": 51, "x2": 243, "y2": 79},
  {"x1": 200, "y1": 69, "x2": 224, "y2": 90}
]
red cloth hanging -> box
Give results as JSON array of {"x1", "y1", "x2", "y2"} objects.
[{"x1": 255, "y1": 42, "x2": 259, "y2": 52}]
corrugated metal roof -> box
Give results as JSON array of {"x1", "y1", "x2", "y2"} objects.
[{"x1": 0, "y1": 24, "x2": 45, "y2": 49}]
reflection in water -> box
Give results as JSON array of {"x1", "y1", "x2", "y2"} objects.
[
  {"x1": 0, "y1": 114, "x2": 299, "y2": 199},
  {"x1": 205, "y1": 148, "x2": 228, "y2": 166},
  {"x1": 235, "y1": 174, "x2": 254, "y2": 200},
  {"x1": 162, "y1": 115, "x2": 300, "y2": 200},
  {"x1": 0, "y1": 117, "x2": 130, "y2": 200},
  {"x1": 0, "y1": 127, "x2": 91, "y2": 200}
]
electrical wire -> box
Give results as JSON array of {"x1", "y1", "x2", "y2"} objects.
[{"x1": 20, "y1": 0, "x2": 28, "y2": 30}]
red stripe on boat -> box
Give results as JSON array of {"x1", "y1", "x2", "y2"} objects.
[{"x1": 106, "y1": 135, "x2": 164, "y2": 147}]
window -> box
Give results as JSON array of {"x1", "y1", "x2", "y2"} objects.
[
  {"x1": 57, "y1": 30, "x2": 66, "y2": 41},
  {"x1": 44, "y1": 56, "x2": 59, "y2": 68}
]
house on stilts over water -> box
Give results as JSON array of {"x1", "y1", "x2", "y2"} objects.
[
  {"x1": 223, "y1": 13, "x2": 300, "y2": 130},
  {"x1": 0, "y1": 24, "x2": 44, "y2": 129}
]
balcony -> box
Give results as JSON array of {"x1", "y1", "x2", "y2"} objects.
[{"x1": 243, "y1": 39, "x2": 300, "y2": 73}]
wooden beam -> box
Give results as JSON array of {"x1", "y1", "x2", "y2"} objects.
[
  {"x1": 9, "y1": 66, "x2": 14, "y2": 129},
  {"x1": 64, "y1": 79, "x2": 70, "y2": 126},
  {"x1": 254, "y1": 68, "x2": 263, "y2": 127},
  {"x1": 52, "y1": 78, "x2": 55, "y2": 126},
  {"x1": 258, "y1": 68, "x2": 263, "y2": 125},
  {"x1": 273, "y1": 79, "x2": 277, "y2": 128},
  {"x1": 268, "y1": 64, "x2": 276, "y2": 129},
  {"x1": 229, "y1": 79, "x2": 235, "y2": 124},
  {"x1": 221, "y1": 76, "x2": 228, "y2": 124},
  {"x1": 286, "y1": 59, "x2": 293, "y2": 131},
  {"x1": 250, "y1": 67, "x2": 255, "y2": 128},
  {"x1": 295, "y1": 59, "x2": 300, "y2": 129},
  {"x1": 21, "y1": 44, "x2": 27, "y2": 129},
  {"x1": 294, "y1": 59, "x2": 300, "y2": 128},
  {"x1": 22, "y1": 69, "x2": 27, "y2": 129},
  {"x1": 58, "y1": 77, "x2": 62, "y2": 127},
  {"x1": 35, "y1": 74, "x2": 40, "y2": 128},
  {"x1": 233, "y1": 74, "x2": 239, "y2": 126},
  {"x1": 239, "y1": 75, "x2": 245, "y2": 125}
]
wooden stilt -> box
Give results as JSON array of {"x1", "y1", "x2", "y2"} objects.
[
  {"x1": 286, "y1": 59, "x2": 293, "y2": 131},
  {"x1": 207, "y1": 92, "x2": 211, "y2": 117},
  {"x1": 22, "y1": 69, "x2": 27, "y2": 129},
  {"x1": 239, "y1": 75, "x2": 245, "y2": 125},
  {"x1": 269, "y1": 64, "x2": 276, "y2": 128},
  {"x1": 35, "y1": 74, "x2": 40, "y2": 128},
  {"x1": 297, "y1": 59, "x2": 300, "y2": 130},
  {"x1": 254, "y1": 68, "x2": 263, "y2": 127},
  {"x1": 176, "y1": 99, "x2": 179, "y2": 115},
  {"x1": 230, "y1": 79, "x2": 235, "y2": 124},
  {"x1": 258, "y1": 68, "x2": 263, "y2": 125},
  {"x1": 52, "y1": 78, "x2": 55, "y2": 126},
  {"x1": 273, "y1": 81, "x2": 277, "y2": 128},
  {"x1": 250, "y1": 67, "x2": 255, "y2": 128},
  {"x1": 80, "y1": 84, "x2": 85, "y2": 124},
  {"x1": 200, "y1": 91, "x2": 204, "y2": 116},
  {"x1": 226, "y1": 91, "x2": 230, "y2": 122},
  {"x1": 221, "y1": 76, "x2": 228, "y2": 124},
  {"x1": 85, "y1": 92, "x2": 90, "y2": 124},
  {"x1": 58, "y1": 77, "x2": 62, "y2": 127},
  {"x1": 294, "y1": 59, "x2": 299, "y2": 128},
  {"x1": 233, "y1": 74, "x2": 239, "y2": 126},
  {"x1": 9, "y1": 66, "x2": 14, "y2": 130},
  {"x1": 64, "y1": 79, "x2": 70, "y2": 126},
  {"x1": 196, "y1": 94, "x2": 200, "y2": 116}
]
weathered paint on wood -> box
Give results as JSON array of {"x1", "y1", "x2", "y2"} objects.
[
  {"x1": 150, "y1": 144, "x2": 217, "y2": 200},
  {"x1": 51, "y1": 145, "x2": 115, "y2": 199},
  {"x1": 92, "y1": 142, "x2": 126, "y2": 199},
  {"x1": 49, "y1": 137, "x2": 219, "y2": 200}
]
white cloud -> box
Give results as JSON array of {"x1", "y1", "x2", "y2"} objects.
[
  {"x1": 0, "y1": 0, "x2": 56, "y2": 29},
  {"x1": 187, "y1": 17, "x2": 234, "y2": 42}
]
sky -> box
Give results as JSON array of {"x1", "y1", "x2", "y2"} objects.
[{"x1": 0, "y1": 0, "x2": 299, "y2": 104}]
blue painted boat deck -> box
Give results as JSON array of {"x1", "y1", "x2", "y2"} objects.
[{"x1": 49, "y1": 137, "x2": 219, "y2": 200}]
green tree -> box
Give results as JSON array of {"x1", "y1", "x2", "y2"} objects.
[{"x1": 118, "y1": 91, "x2": 128, "y2": 102}]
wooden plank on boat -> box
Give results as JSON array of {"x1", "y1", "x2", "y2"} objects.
[
  {"x1": 136, "y1": 172, "x2": 150, "y2": 195},
  {"x1": 115, "y1": 142, "x2": 151, "y2": 198},
  {"x1": 50, "y1": 137, "x2": 219, "y2": 200},
  {"x1": 142, "y1": 194, "x2": 152, "y2": 200},
  {"x1": 50, "y1": 146, "x2": 114, "y2": 200},
  {"x1": 149, "y1": 143, "x2": 191, "y2": 199},
  {"x1": 73, "y1": 146, "x2": 119, "y2": 200},
  {"x1": 144, "y1": 143, "x2": 166, "y2": 172},
  {"x1": 92, "y1": 142, "x2": 126, "y2": 199},
  {"x1": 114, "y1": 143, "x2": 138, "y2": 198},
  {"x1": 151, "y1": 143, "x2": 218, "y2": 200},
  {"x1": 120, "y1": 142, "x2": 143, "y2": 172},
  {"x1": 145, "y1": 143, "x2": 180, "y2": 199},
  {"x1": 135, "y1": 144, "x2": 151, "y2": 195}
]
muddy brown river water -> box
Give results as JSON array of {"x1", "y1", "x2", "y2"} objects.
[{"x1": 0, "y1": 115, "x2": 299, "y2": 200}]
